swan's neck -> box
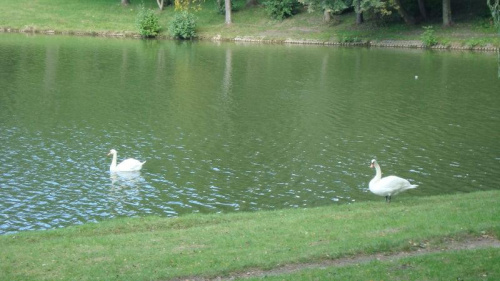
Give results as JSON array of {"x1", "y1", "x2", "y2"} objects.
[
  {"x1": 371, "y1": 163, "x2": 382, "y2": 183},
  {"x1": 110, "y1": 153, "x2": 117, "y2": 171}
]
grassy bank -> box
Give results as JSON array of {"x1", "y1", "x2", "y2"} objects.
[
  {"x1": 1, "y1": 0, "x2": 499, "y2": 48},
  {"x1": 245, "y1": 247, "x2": 500, "y2": 280},
  {"x1": 1, "y1": 190, "x2": 499, "y2": 280}
]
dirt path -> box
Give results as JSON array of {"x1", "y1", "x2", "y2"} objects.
[{"x1": 172, "y1": 235, "x2": 500, "y2": 281}]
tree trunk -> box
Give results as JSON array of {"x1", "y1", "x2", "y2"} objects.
[
  {"x1": 487, "y1": 0, "x2": 500, "y2": 33},
  {"x1": 417, "y1": 0, "x2": 427, "y2": 20},
  {"x1": 393, "y1": 0, "x2": 416, "y2": 25},
  {"x1": 497, "y1": 52, "x2": 500, "y2": 79},
  {"x1": 121, "y1": 0, "x2": 130, "y2": 6},
  {"x1": 156, "y1": 0, "x2": 164, "y2": 10},
  {"x1": 443, "y1": 0, "x2": 453, "y2": 26},
  {"x1": 355, "y1": 0, "x2": 364, "y2": 25},
  {"x1": 225, "y1": 0, "x2": 232, "y2": 25},
  {"x1": 324, "y1": 9, "x2": 331, "y2": 23}
]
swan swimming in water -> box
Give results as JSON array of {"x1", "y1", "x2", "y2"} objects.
[
  {"x1": 107, "y1": 149, "x2": 146, "y2": 172},
  {"x1": 369, "y1": 159, "x2": 418, "y2": 203}
]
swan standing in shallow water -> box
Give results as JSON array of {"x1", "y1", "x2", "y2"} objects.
[
  {"x1": 107, "y1": 149, "x2": 146, "y2": 172},
  {"x1": 369, "y1": 159, "x2": 418, "y2": 203}
]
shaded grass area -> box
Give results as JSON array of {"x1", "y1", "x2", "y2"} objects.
[
  {"x1": 1, "y1": 190, "x2": 499, "y2": 280},
  {"x1": 1, "y1": 0, "x2": 499, "y2": 46}
]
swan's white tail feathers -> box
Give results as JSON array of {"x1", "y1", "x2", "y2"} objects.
[
  {"x1": 141, "y1": 161, "x2": 147, "y2": 165},
  {"x1": 410, "y1": 184, "x2": 418, "y2": 189}
]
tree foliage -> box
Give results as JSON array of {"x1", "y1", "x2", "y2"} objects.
[
  {"x1": 264, "y1": 0, "x2": 301, "y2": 20},
  {"x1": 299, "y1": 0, "x2": 477, "y2": 27},
  {"x1": 174, "y1": 0, "x2": 204, "y2": 12},
  {"x1": 298, "y1": 0, "x2": 351, "y2": 15},
  {"x1": 357, "y1": 0, "x2": 395, "y2": 17},
  {"x1": 298, "y1": 0, "x2": 399, "y2": 22}
]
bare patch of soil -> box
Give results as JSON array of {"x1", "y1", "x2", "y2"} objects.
[{"x1": 172, "y1": 235, "x2": 500, "y2": 281}]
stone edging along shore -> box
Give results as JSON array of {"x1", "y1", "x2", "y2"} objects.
[
  {"x1": 230, "y1": 36, "x2": 500, "y2": 52},
  {"x1": 2, "y1": 26, "x2": 499, "y2": 52}
]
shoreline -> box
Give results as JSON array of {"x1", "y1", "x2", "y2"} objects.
[{"x1": 2, "y1": 27, "x2": 499, "y2": 52}]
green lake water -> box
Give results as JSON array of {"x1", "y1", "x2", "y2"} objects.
[{"x1": 1, "y1": 33, "x2": 499, "y2": 234}]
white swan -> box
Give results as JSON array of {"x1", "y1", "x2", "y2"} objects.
[
  {"x1": 107, "y1": 149, "x2": 146, "y2": 172},
  {"x1": 369, "y1": 159, "x2": 418, "y2": 202}
]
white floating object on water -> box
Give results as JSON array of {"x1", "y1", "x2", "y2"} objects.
[{"x1": 108, "y1": 149, "x2": 146, "y2": 172}]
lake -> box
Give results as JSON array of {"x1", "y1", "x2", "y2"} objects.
[{"x1": 1, "y1": 33, "x2": 499, "y2": 234}]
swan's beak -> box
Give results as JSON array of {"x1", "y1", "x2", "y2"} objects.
[
  {"x1": 107, "y1": 152, "x2": 111, "y2": 156},
  {"x1": 370, "y1": 163, "x2": 374, "y2": 168}
]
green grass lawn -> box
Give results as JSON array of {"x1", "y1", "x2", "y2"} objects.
[
  {"x1": 1, "y1": 190, "x2": 499, "y2": 280},
  {"x1": 246, "y1": 248, "x2": 500, "y2": 280},
  {"x1": 1, "y1": 0, "x2": 499, "y2": 46},
  {"x1": 0, "y1": 0, "x2": 140, "y2": 32}
]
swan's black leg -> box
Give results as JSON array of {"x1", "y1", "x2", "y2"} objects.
[{"x1": 385, "y1": 196, "x2": 391, "y2": 203}]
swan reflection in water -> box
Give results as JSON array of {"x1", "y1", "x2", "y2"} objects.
[
  {"x1": 107, "y1": 171, "x2": 147, "y2": 211},
  {"x1": 110, "y1": 171, "x2": 144, "y2": 189}
]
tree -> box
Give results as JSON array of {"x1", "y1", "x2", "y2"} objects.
[
  {"x1": 354, "y1": 0, "x2": 363, "y2": 24},
  {"x1": 324, "y1": 8, "x2": 331, "y2": 22},
  {"x1": 417, "y1": 0, "x2": 427, "y2": 21},
  {"x1": 488, "y1": 0, "x2": 500, "y2": 33},
  {"x1": 354, "y1": 0, "x2": 397, "y2": 25},
  {"x1": 121, "y1": 0, "x2": 130, "y2": 5},
  {"x1": 442, "y1": 0, "x2": 452, "y2": 26},
  {"x1": 225, "y1": 0, "x2": 232, "y2": 24},
  {"x1": 156, "y1": 0, "x2": 165, "y2": 10},
  {"x1": 393, "y1": 0, "x2": 415, "y2": 24},
  {"x1": 298, "y1": 0, "x2": 351, "y2": 23}
]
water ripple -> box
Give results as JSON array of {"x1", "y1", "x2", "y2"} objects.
[{"x1": 1, "y1": 37, "x2": 500, "y2": 234}]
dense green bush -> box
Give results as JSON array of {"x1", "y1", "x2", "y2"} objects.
[
  {"x1": 169, "y1": 12, "x2": 197, "y2": 39},
  {"x1": 263, "y1": 0, "x2": 300, "y2": 20},
  {"x1": 338, "y1": 33, "x2": 361, "y2": 43},
  {"x1": 136, "y1": 5, "x2": 160, "y2": 38},
  {"x1": 421, "y1": 25, "x2": 438, "y2": 47}
]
